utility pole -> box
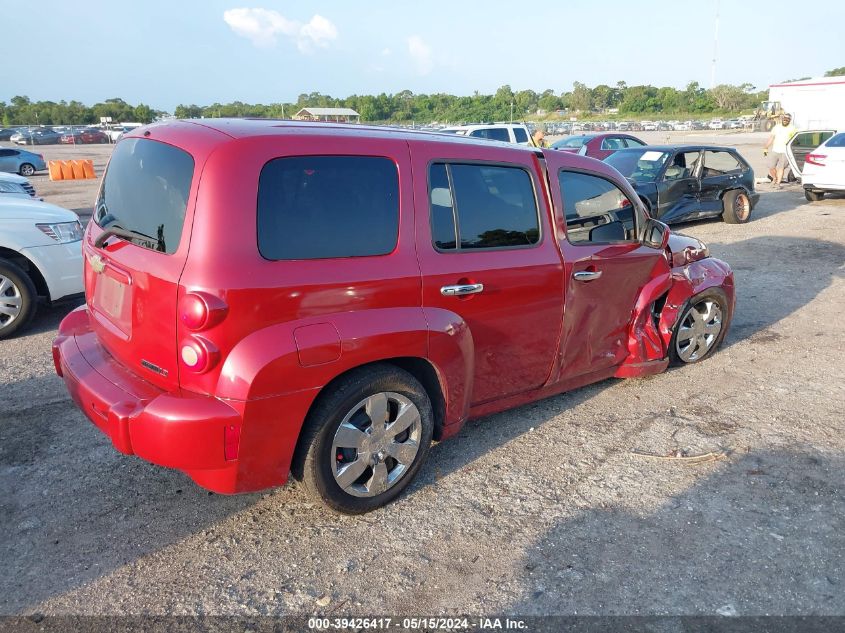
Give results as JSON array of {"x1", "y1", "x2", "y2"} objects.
[{"x1": 710, "y1": 0, "x2": 720, "y2": 89}]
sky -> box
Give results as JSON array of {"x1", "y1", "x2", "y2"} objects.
[{"x1": 2, "y1": 0, "x2": 843, "y2": 112}]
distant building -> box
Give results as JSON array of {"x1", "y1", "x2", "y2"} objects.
[{"x1": 293, "y1": 107, "x2": 361, "y2": 123}]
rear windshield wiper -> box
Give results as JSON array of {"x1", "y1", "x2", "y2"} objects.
[{"x1": 94, "y1": 225, "x2": 160, "y2": 249}]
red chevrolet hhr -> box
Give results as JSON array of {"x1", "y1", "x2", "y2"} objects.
[{"x1": 54, "y1": 119, "x2": 735, "y2": 513}]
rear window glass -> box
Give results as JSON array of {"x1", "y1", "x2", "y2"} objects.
[
  {"x1": 827, "y1": 133, "x2": 845, "y2": 147},
  {"x1": 94, "y1": 138, "x2": 194, "y2": 254},
  {"x1": 258, "y1": 156, "x2": 399, "y2": 260}
]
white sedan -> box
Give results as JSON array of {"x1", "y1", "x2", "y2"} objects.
[
  {"x1": 793, "y1": 131, "x2": 845, "y2": 202},
  {"x1": 0, "y1": 197, "x2": 84, "y2": 338}
]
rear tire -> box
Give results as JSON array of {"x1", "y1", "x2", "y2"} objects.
[
  {"x1": 0, "y1": 259, "x2": 37, "y2": 340},
  {"x1": 804, "y1": 189, "x2": 824, "y2": 202},
  {"x1": 722, "y1": 189, "x2": 752, "y2": 224},
  {"x1": 295, "y1": 364, "x2": 434, "y2": 514},
  {"x1": 19, "y1": 163, "x2": 35, "y2": 177}
]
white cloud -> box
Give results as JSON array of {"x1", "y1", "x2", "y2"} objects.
[
  {"x1": 381, "y1": 48, "x2": 392, "y2": 57},
  {"x1": 223, "y1": 8, "x2": 337, "y2": 52},
  {"x1": 407, "y1": 35, "x2": 433, "y2": 75}
]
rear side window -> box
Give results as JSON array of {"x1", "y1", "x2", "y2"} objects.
[
  {"x1": 702, "y1": 151, "x2": 742, "y2": 176},
  {"x1": 469, "y1": 128, "x2": 511, "y2": 142},
  {"x1": 826, "y1": 133, "x2": 845, "y2": 147},
  {"x1": 513, "y1": 128, "x2": 529, "y2": 144},
  {"x1": 429, "y1": 163, "x2": 540, "y2": 250},
  {"x1": 624, "y1": 138, "x2": 645, "y2": 147},
  {"x1": 94, "y1": 138, "x2": 194, "y2": 254},
  {"x1": 258, "y1": 156, "x2": 399, "y2": 260}
]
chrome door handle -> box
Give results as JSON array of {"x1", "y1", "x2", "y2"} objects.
[
  {"x1": 573, "y1": 270, "x2": 602, "y2": 282},
  {"x1": 440, "y1": 283, "x2": 484, "y2": 296}
]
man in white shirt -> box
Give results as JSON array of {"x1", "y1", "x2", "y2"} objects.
[{"x1": 763, "y1": 113, "x2": 797, "y2": 189}]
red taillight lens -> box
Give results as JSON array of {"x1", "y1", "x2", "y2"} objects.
[
  {"x1": 805, "y1": 153, "x2": 827, "y2": 166},
  {"x1": 180, "y1": 337, "x2": 219, "y2": 373},
  {"x1": 179, "y1": 292, "x2": 228, "y2": 330}
]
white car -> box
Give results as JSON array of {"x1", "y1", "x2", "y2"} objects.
[
  {"x1": 0, "y1": 197, "x2": 84, "y2": 338},
  {"x1": 0, "y1": 172, "x2": 37, "y2": 200},
  {"x1": 709, "y1": 119, "x2": 725, "y2": 130},
  {"x1": 790, "y1": 130, "x2": 845, "y2": 201},
  {"x1": 437, "y1": 123, "x2": 534, "y2": 145}
]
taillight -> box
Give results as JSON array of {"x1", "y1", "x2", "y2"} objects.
[
  {"x1": 805, "y1": 154, "x2": 827, "y2": 166},
  {"x1": 180, "y1": 337, "x2": 220, "y2": 373},
  {"x1": 179, "y1": 292, "x2": 227, "y2": 330},
  {"x1": 179, "y1": 292, "x2": 227, "y2": 373}
]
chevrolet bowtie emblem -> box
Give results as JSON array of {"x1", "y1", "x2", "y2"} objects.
[{"x1": 88, "y1": 253, "x2": 106, "y2": 274}]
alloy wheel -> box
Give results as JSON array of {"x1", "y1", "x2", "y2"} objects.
[
  {"x1": 733, "y1": 193, "x2": 750, "y2": 221},
  {"x1": 676, "y1": 300, "x2": 723, "y2": 362},
  {"x1": 331, "y1": 392, "x2": 422, "y2": 498}
]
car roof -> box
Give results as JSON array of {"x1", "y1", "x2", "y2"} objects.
[
  {"x1": 611, "y1": 144, "x2": 737, "y2": 152},
  {"x1": 132, "y1": 118, "x2": 543, "y2": 153}
]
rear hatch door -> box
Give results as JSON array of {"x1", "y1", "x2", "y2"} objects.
[{"x1": 84, "y1": 129, "x2": 217, "y2": 390}]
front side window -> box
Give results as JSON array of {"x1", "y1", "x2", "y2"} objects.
[
  {"x1": 258, "y1": 156, "x2": 399, "y2": 260},
  {"x1": 702, "y1": 151, "x2": 742, "y2": 177},
  {"x1": 94, "y1": 138, "x2": 194, "y2": 254},
  {"x1": 559, "y1": 170, "x2": 638, "y2": 245},
  {"x1": 663, "y1": 151, "x2": 701, "y2": 181},
  {"x1": 429, "y1": 163, "x2": 540, "y2": 251}
]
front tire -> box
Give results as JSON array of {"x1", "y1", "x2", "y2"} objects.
[
  {"x1": 722, "y1": 189, "x2": 752, "y2": 224},
  {"x1": 19, "y1": 163, "x2": 35, "y2": 177},
  {"x1": 296, "y1": 365, "x2": 434, "y2": 514},
  {"x1": 0, "y1": 259, "x2": 37, "y2": 340},
  {"x1": 669, "y1": 289, "x2": 730, "y2": 365},
  {"x1": 805, "y1": 189, "x2": 824, "y2": 202}
]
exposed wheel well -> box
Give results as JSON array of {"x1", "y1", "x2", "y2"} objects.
[
  {"x1": 289, "y1": 357, "x2": 448, "y2": 481},
  {"x1": 0, "y1": 247, "x2": 50, "y2": 300}
]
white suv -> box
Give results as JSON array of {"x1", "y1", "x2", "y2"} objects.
[
  {"x1": 0, "y1": 197, "x2": 84, "y2": 338},
  {"x1": 438, "y1": 123, "x2": 533, "y2": 145}
]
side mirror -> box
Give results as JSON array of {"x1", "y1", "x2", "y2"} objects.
[{"x1": 643, "y1": 218, "x2": 670, "y2": 249}]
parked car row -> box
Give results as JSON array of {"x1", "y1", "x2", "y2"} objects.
[{"x1": 4, "y1": 124, "x2": 141, "y2": 146}]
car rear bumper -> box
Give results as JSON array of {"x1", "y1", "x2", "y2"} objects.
[
  {"x1": 804, "y1": 182, "x2": 845, "y2": 191},
  {"x1": 53, "y1": 306, "x2": 316, "y2": 494}
]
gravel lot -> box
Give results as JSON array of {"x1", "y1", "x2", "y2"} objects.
[{"x1": 1, "y1": 131, "x2": 843, "y2": 618}]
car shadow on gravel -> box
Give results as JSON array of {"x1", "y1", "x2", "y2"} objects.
[
  {"x1": 0, "y1": 372, "x2": 262, "y2": 613},
  {"x1": 21, "y1": 297, "x2": 85, "y2": 338},
  {"x1": 704, "y1": 236, "x2": 844, "y2": 346},
  {"x1": 504, "y1": 448, "x2": 845, "y2": 616}
]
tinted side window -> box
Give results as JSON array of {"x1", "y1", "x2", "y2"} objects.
[
  {"x1": 792, "y1": 131, "x2": 835, "y2": 148},
  {"x1": 601, "y1": 137, "x2": 626, "y2": 150},
  {"x1": 0, "y1": 149, "x2": 16, "y2": 157},
  {"x1": 624, "y1": 138, "x2": 645, "y2": 147},
  {"x1": 258, "y1": 156, "x2": 399, "y2": 260},
  {"x1": 513, "y1": 128, "x2": 529, "y2": 144},
  {"x1": 433, "y1": 163, "x2": 540, "y2": 250},
  {"x1": 559, "y1": 171, "x2": 637, "y2": 245},
  {"x1": 702, "y1": 151, "x2": 742, "y2": 176}
]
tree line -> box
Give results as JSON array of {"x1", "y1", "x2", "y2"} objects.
[
  {"x1": 0, "y1": 96, "x2": 161, "y2": 126},
  {"x1": 4, "y1": 71, "x2": 842, "y2": 126},
  {"x1": 175, "y1": 82, "x2": 769, "y2": 124}
]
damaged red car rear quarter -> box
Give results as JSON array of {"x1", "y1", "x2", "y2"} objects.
[{"x1": 53, "y1": 119, "x2": 735, "y2": 513}]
